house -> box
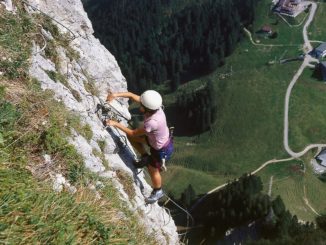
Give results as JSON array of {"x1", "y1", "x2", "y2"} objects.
[
  {"x1": 274, "y1": 0, "x2": 293, "y2": 15},
  {"x1": 314, "y1": 43, "x2": 326, "y2": 59},
  {"x1": 256, "y1": 25, "x2": 273, "y2": 37},
  {"x1": 290, "y1": 0, "x2": 302, "y2": 4},
  {"x1": 273, "y1": 0, "x2": 303, "y2": 16},
  {"x1": 311, "y1": 148, "x2": 326, "y2": 175},
  {"x1": 261, "y1": 25, "x2": 272, "y2": 34},
  {"x1": 316, "y1": 148, "x2": 326, "y2": 167},
  {"x1": 311, "y1": 158, "x2": 326, "y2": 175}
]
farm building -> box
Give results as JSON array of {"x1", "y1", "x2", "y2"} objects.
[
  {"x1": 314, "y1": 43, "x2": 326, "y2": 59},
  {"x1": 273, "y1": 0, "x2": 303, "y2": 16},
  {"x1": 256, "y1": 25, "x2": 273, "y2": 37},
  {"x1": 311, "y1": 148, "x2": 326, "y2": 175},
  {"x1": 261, "y1": 25, "x2": 272, "y2": 34},
  {"x1": 311, "y1": 159, "x2": 326, "y2": 174},
  {"x1": 316, "y1": 148, "x2": 326, "y2": 167}
]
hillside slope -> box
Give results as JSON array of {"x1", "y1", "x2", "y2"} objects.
[{"x1": 0, "y1": 0, "x2": 178, "y2": 244}]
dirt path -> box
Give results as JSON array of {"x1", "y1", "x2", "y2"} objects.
[
  {"x1": 276, "y1": 12, "x2": 307, "y2": 28},
  {"x1": 206, "y1": 157, "x2": 294, "y2": 195},
  {"x1": 243, "y1": 27, "x2": 299, "y2": 47},
  {"x1": 303, "y1": 185, "x2": 320, "y2": 216}
]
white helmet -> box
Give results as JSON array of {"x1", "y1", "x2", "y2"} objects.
[{"x1": 140, "y1": 90, "x2": 162, "y2": 110}]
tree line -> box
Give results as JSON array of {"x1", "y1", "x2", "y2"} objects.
[
  {"x1": 176, "y1": 79, "x2": 217, "y2": 134},
  {"x1": 83, "y1": 0, "x2": 260, "y2": 92},
  {"x1": 181, "y1": 174, "x2": 326, "y2": 243}
]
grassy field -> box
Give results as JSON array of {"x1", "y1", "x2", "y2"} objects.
[
  {"x1": 163, "y1": 0, "x2": 326, "y2": 222},
  {"x1": 169, "y1": 43, "x2": 304, "y2": 176},
  {"x1": 251, "y1": 0, "x2": 304, "y2": 46},
  {"x1": 309, "y1": 1, "x2": 326, "y2": 41},
  {"x1": 161, "y1": 165, "x2": 227, "y2": 198},
  {"x1": 304, "y1": 161, "x2": 326, "y2": 216},
  {"x1": 256, "y1": 159, "x2": 312, "y2": 221},
  {"x1": 288, "y1": 68, "x2": 326, "y2": 151},
  {"x1": 256, "y1": 153, "x2": 326, "y2": 222}
]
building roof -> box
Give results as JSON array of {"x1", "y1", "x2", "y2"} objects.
[
  {"x1": 311, "y1": 158, "x2": 326, "y2": 174},
  {"x1": 316, "y1": 148, "x2": 326, "y2": 167},
  {"x1": 290, "y1": 0, "x2": 302, "y2": 3},
  {"x1": 316, "y1": 43, "x2": 326, "y2": 53}
]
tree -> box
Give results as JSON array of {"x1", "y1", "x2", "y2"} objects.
[
  {"x1": 171, "y1": 73, "x2": 180, "y2": 91},
  {"x1": 316, "y1": 215, "x2": 326, "y2": 232},
  {"x1": 83, "y1": 0, "x2": 261, "y2": 91},
  {"x1": 180, "y1": 184, "x2": 196, "y2": 207},
  {"x1": 207, "y1": 52, "x2": 219, "y2": 72},
  {"x1": 272, "y1": 196, "x2": 286, "y2": 217}
]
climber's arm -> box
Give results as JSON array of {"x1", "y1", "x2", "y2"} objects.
[
  {"x1": 106, "y1": 91, "x2": 140, "y2": 103},
  {"x1": 106, "y1": 120, "x2": 145, "y2": 136}
]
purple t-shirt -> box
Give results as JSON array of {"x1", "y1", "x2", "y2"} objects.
[{"x1": 144, "y1": 108, "x2": 169, "y2": 150}]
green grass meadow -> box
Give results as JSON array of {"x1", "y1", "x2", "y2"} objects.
[
  {"x1": 161, "y1": 165, "x2": 226, "y2": 198},
  {"x1": 288, "y1": 69, "x2": 326, "y2": 151},
  {"x1": 257, "y1": 155, "x2": 326, "y2": 222},
  {"x1": 256, "y1": 159, "x2": 310, "y2": 221},
  {"x1": 163, "y1": 0, "x2": 326, "y2": 222},
  {"x1": 309, "y1": 1, "x2": 326, "y2": 41}
]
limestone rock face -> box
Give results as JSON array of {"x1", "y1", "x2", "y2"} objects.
[
  {"x1": 0, "y1": 0, "x2": 15, "y2": 12},
  {"x1": 23, "y1": 0, "x2": 179, "y2": 244}
]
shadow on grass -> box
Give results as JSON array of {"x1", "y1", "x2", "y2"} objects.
[{"x1": 311, "y1": 64, "x2": 324, "y2": 81}]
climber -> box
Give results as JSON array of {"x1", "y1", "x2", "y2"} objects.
[{"x1": 105, "y1": 90, "x2": 173, "y2": 204}]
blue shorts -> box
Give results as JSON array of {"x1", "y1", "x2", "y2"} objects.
[{"x1": 149, "y1": 138, "x2": 174, "y2": 170}]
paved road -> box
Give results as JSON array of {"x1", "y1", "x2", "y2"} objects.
[
  {"x1": 283, "y1": 1, "x2": 326, "y2": 158},
  {"x1": 302, "y1": 2, "x2": 316, "y2": 51}
]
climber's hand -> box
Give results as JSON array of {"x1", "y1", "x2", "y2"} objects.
[
  {"x1": 106, "y1": 92, "x2": 116, "y2": 102},
  {"x1": 106, "y1": 119, "x2": 118, "y2": 127}
]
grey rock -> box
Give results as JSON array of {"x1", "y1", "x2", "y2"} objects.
[{"x1": 26, "y1": 0, "x2": 179, "y2": 243}]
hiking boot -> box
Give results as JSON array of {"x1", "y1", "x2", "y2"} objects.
[
  {"x1": 145, "y1": 189, "x2": 164, "y2": 204},
  {"x1": 133, "y1": 154, "x2": 150, "y2": 169}
]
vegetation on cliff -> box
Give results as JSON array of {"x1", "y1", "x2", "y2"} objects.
[{"x1": 0, "y1": 3, "x2": 155, "y2": 244}]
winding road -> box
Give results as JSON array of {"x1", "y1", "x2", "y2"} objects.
[
  {"x1": 194, "y1": 1, "x2": 325, "y2": 215},
  {"x1": 283, "y1": 1, "x2": 326, "y2": 158}
]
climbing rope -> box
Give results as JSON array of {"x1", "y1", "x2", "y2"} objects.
[
  {"x1": 161, "y1": 206, "x2": 172, "y2": 226},
  {"x1": 140, "y1": 170, "x2": 194, "y2": 237},
  {"x1": 29, "y1": 32, "x2": 47, "y2": 55},
  {"x1": 164, "y1": 194, "x2": 194, "y2": 236}
]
